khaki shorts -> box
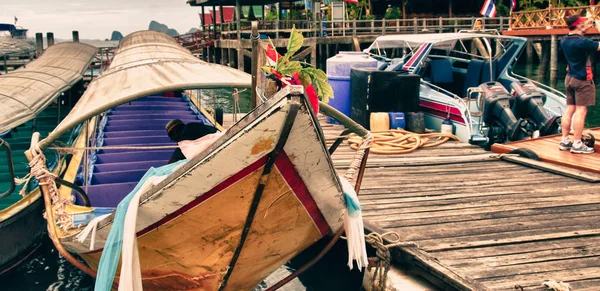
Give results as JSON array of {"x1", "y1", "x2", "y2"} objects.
[{"x1": 565, "y1": 75, "x2": 596, "y2": 106}]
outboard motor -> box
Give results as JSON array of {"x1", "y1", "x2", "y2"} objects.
[
  {"x1": 478, "y1": 82, "x2": 533, "y2": 142},
  {"x1": 511, "y1": 80, "x2": 560, "y2": 136}
]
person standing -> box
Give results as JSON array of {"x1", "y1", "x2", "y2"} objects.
[{"x1": 559, "y1": 15, "x2": 600, "y2": 154}]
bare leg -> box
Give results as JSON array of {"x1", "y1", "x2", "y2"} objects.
[
  {"x1": 573, "y1": 105, "x2": 588, "y2": 141},
  {"x1": 561, "y1": 105, "x2": 576, "y2": 138}
]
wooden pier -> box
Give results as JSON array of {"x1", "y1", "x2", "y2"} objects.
[{"x1": 320, "y1": 119, "x2": 600, "y2": 290}]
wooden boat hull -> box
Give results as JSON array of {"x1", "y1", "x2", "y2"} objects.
[
  {"x1": 65, "y1": 88, "x2": 345, "y2": 290},
  {"x1": 0, "y1": 192, "x2": 45, "y2": 275}
]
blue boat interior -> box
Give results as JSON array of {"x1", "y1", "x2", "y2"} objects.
[
  {"x1": 422, "y1": 43, "x2": 522, "y2": 97},
  {"x1": 73, "y1": 95, "x2": 215, "y2": 208}
]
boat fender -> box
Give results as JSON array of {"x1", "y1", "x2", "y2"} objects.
[
  {"x1": 339, "y1": 175, "x2": 368, "y2": 270},
  {"x1": 441, "y1": 118, "x2": 453, "y2": 135}
]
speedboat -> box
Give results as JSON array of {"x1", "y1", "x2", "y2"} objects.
[
  {"x1": 0, "y1": 42, "x2": 97, "y2": 274},
  {"x1": 25, "y1": 31, "x2": 369, "y2": 290},
  {"x1": 364, "y1": 32, "x2": 567, "y2": 146}
]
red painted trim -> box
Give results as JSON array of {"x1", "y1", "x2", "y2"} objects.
[
  {"x1": 274, "y1": 153, "x2": 331, "y2": 236},
  {"x1": 419, "y1": 99, "x2": 467, "y2": 124},
  {"x1": 137, "y1": 156, "x2": 269, "y2": 237}
]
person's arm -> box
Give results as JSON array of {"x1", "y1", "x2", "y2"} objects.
[
  {"x1": 583, "y1": 38, "x2": 600, "y2": 51},
  {"x1": 168, "y1": 149, "x2": 185, "y2": 164}
]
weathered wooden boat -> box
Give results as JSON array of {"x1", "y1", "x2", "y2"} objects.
[
  {"x1": 0, "y1": 42, "x2": 98, "y2": 274},
  {"x1": 26, "y1": 31, "x2": 370, "y2": 290}
]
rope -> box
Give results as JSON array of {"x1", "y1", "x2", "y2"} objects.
[
  {"x1": 26, "y1": 145, "x2": 74, "y2": 231},
  {"x1": 364, "y1": 232, "x2": 419, "y2": 291},
  {"x1": 348, "y1": 129, "x2": 460, "y2": 155},
  {"x1": 344, "y1": 132, "x2": 373, "y2": 182}
]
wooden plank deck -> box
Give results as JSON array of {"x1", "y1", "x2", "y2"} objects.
[
  {"x1": 492, "y1": 128, "x2": 600, "y2": 175},
  {"x1": 320, "y1": 120, "x2": 600, "y2": 291}
]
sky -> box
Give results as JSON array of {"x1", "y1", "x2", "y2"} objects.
[{"x1": 1, "y1": 0, "x2": 203, "y2": 40}]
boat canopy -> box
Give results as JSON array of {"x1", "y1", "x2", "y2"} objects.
[
  {"x1": 366, "y1": 33, "x2": 526, "y2": 51},
  {"x1": 0, "y1": 37, "x2": 35, "y2": 56},
  {"x1": 40, "y1": 30, "x2": 251, "y2": 148},
  {"x1": 0, "y1": 42, "x2": 98, "y2": 133}
]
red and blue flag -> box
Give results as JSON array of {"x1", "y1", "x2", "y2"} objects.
[
  {"x1": 480, "y1": 0, "x2": 497, "y2": 18},
  {"x1": 510, "y1": 0, "x2": 517, "y2": 11}
]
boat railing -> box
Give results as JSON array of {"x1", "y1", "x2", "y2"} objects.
[
  {"x1": 511, "y1": 72, "x2": 566, "y2": 98},
  {"x1": 0, "y1": 139, "x2": 15, "y2": 198},
  {"x1": 510, "y1": 4, "x2": 600, "y2": 30},
  {"x1": 424, "y1": 81, "x2": 477, "y2": 134}
]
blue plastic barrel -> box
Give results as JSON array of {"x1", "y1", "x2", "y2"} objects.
[
  {"x1": 389, "y1": 112, "x2": 406, "y2": 129},
  {"x1": 326, "y1": 52, "x2": 378, "y2": 124}
]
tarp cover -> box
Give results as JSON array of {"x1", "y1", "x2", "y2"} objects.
[
  {"x1": 0, "y1": 42, "x2": 98, "y2": 133},
  {"x1": 40, "y1": 30, "x2": 251, "y2": 148},
  {"x1": 0, "y1": 37, "x2": 34, "y2": 56}
]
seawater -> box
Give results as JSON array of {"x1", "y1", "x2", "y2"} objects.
[{"x1": 4, "y1": 63, "x2": 600, "y2": 291}]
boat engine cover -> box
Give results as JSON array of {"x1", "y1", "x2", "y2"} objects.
[
  {"x1": 478, "y1": 82, "x2": 527, "y2": 141},
  {"x1": 511, "y1": 80, "x2": 559, "y2": 136}
]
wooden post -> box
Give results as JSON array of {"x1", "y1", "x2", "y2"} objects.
[
  {"x1": 46, "y1": 32, "x2": 54, "y2": 47},
  {"x1": 397, "y1": 19, "x2": 400, "y2": 32},
  {"x1": 449, "y1": 0, "x2": 453, "y2": 17},
  {"x1": 201, "y1": 6, "x2": 206, "y2": 32},
  {"x1": 550, "y1": 35, "x2": 558, "y2": 86},
  {"x1": 212, "y1": 6, "x2": 218, "y2": 41},
  {"x1": 402, "y1": 1, "x2": 407, "y2": 20},
  {"x1": 3, "y1": 55, "x2": 7, "y2": 73},
  {"x1": 439, "y1": 17, "x2": 443, "y2": 33},
  {"x1": 207, "y1": 47, "x2": 212, "y2": 63},
  {"x1": 413, "y1": 17, "x2": 418, "y2": 33},
  {"x1": 237, "y1": 46, "x2": 244, "y2": 71},
  {"x1": 352, "y1": 19, "x2": 357, "y2": 36},
  {"x1": 382, "y1": 19, "x2": 386, "y2": 35},
  {"x1": 371, "y1": 19, "x2": 375, "y2": 33},
  {"x1": 35, "y1": 33, "x2": 43, "y2": 56},
  {"x1": 236, "y1": 0, "x2": 242, "y2": 40},
  {"x1": 251, "y1": 22, "x2": 259, "y2": 108},
  {"x1": 72, "y1": 31, "x2": 79, "y2": 42},
  {"x1": 539, "y1": 41, "x2": 550, "y2": 81},
  {"x1": 220, "y1": 5, "x2": 225, "y2": 35},
  {"x1": 526, "y1": 41, "x2": 534, "y2": 63},
  {"x1": 311, "y1": 40, "x2": 317, "y2": 67}
]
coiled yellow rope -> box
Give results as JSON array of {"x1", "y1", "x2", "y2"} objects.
[{"x1": 348, "y1": 129, "x2": 460, "y2": 155}]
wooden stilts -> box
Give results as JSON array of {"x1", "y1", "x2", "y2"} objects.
[
  {"x1": 550, "y1": 35, "x2": 558, "y2": 86},
  {"x1": 526, "y1": 41, "x2": 534, "y2": 63},
  {"x1": 237, "y1": 46, "x2": 244, "y2": 71},
  {"x1": 539, "y1": 41, "x2": 550, "y2": 81}
]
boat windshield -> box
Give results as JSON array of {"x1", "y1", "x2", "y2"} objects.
[{"x1": 366, "y1": 36, "x2": 517, "y2": 64}]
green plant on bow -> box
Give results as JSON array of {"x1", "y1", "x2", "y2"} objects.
[{"x1": 262, "y1": 26, "x2": 334, "y2": 103}]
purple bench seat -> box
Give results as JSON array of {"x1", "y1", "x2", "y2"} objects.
[
  {"x1": 102, "y1": 135, "x2": 172, "y2": 146},
  {"x1": 91, "y1": 169, "x2": 148, "y2": 185},
  {"x1": 96, "y1": 150, "x2": 172, "y2": 164},
  {"x1": 94, "y1": 160, "x2": 168, "y2": 173}
]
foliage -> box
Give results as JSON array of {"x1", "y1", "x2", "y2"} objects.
[
  {"x1": 261, "y1": 26, "x2": 334, "y2": 103},
  {"x1": 347, "y1": 0, "x2": 369, "y2": 20},
  {"x1": 518, "y1": 0, "x2": 588, "y2": 10},
  {"x1": 384, "y1": 7, "x2": 402, "y2": 20},
  {"x1": 265, "y1": 8, "x2": 278, "y2": 21}
]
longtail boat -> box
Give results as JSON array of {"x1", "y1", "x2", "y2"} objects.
[
  {"x1": 25, "y1": 31, "x2": 370, "y2": 290},
  {"x1": 0, "y1": 42, "x2": 98, "y2": 274}
]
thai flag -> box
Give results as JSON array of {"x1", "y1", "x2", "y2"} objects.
[
  {"x1": 402, "y1": 43, "x2": 433, "y2": 72},
  {"x1": 510, "y1": 0, "x2": 517, "y2": 11},
  {"x1": 480, "y1": 0, "x2": 497, "y2": 18},
  {"x1": 346, "y1": 0, "x2": 359, "y2": 4}
]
